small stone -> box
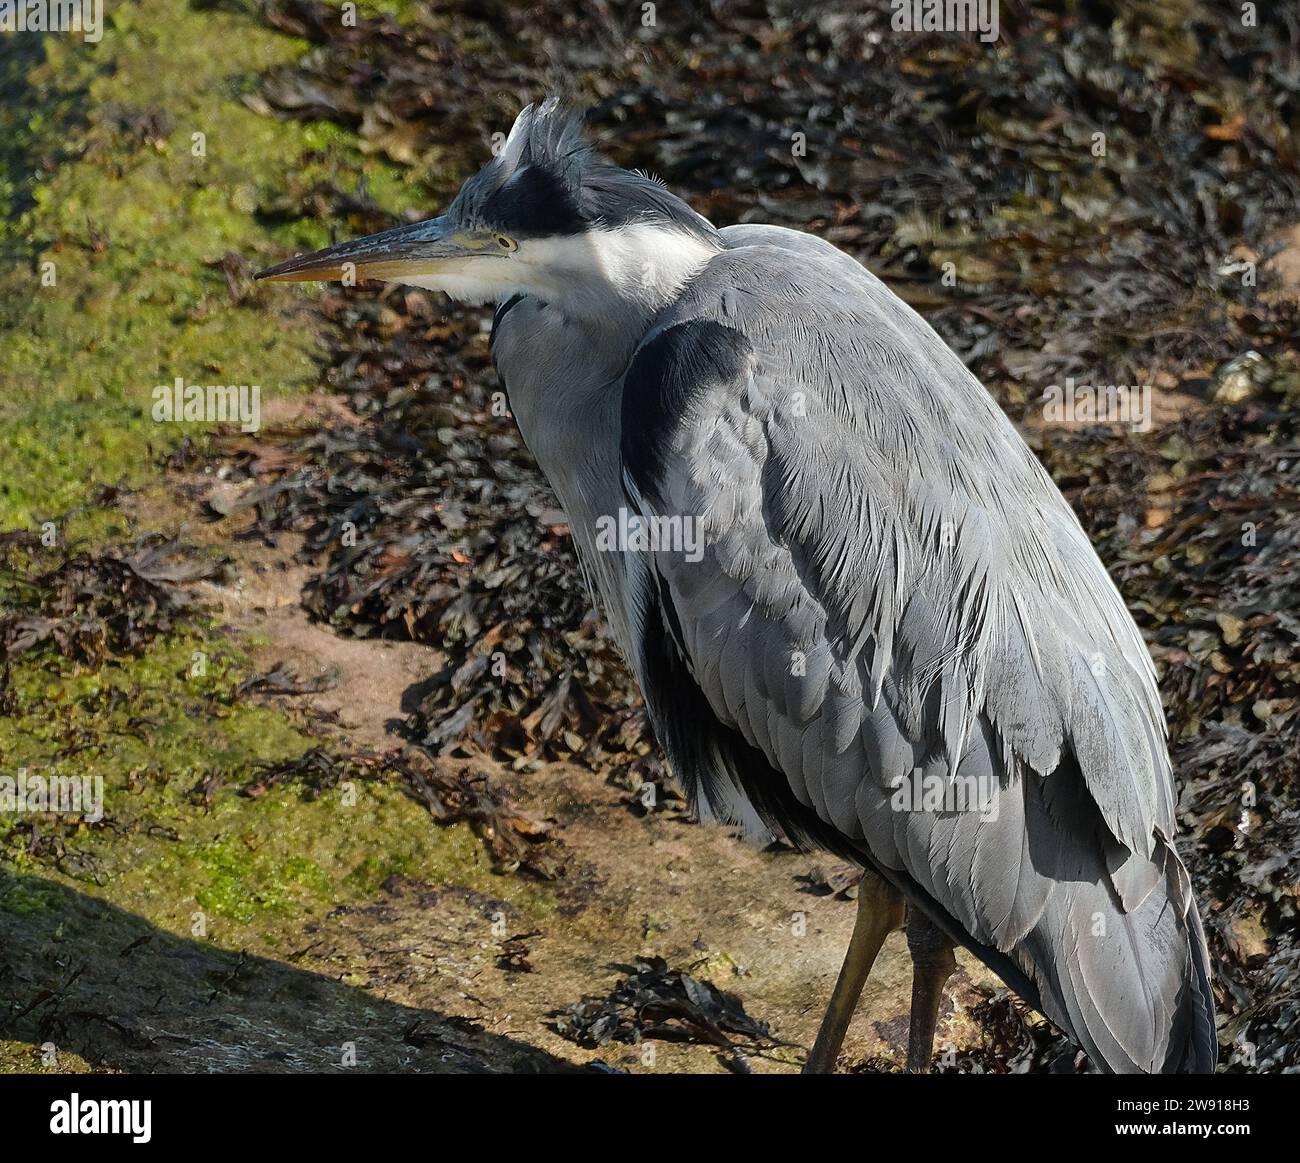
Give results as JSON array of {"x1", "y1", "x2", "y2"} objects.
[
  {"x1": 1210, "y1": 351, "x2": 1272, "y2": 403},
  {"x1": 1215, "y1": 612, "x2": 1246, "y2": 646}
]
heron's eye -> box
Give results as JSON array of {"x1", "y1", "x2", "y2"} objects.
[{"x1": 494, "y1": 234, "x2": 518, "y2": 252}]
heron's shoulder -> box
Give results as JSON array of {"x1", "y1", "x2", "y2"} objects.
[
  {"x1": 706, "y1": 226, "x2": 879, "y2": 288},
  {"x1": 644, "y1": 225, "x2": 917, "y2": 355},
  {"x1": 620, "y1": 313, "x2": 753, "y2": 495},
  {"x1": 719, "y1": 221, "x2": 846, "y2": 257}
]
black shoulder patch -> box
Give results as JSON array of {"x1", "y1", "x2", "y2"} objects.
[{"x1": 620, "y1": 318, "x2": 751, "y2": 499}]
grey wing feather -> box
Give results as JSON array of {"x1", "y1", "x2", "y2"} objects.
[{"x1": 619, "y1": 225, "x2": 1214, "y2": 1073}]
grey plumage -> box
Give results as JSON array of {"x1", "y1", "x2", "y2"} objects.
[
  {"x1": 491, "y1": 113, "x2": 1213, "y2": 1075},
  {"x1": 260, "y1": 99, "x2": 1216, "y2": 1073}
]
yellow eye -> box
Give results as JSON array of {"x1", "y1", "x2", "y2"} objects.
[{"x1": 493, "y1": 233, "x2": 518, "y2": 252}]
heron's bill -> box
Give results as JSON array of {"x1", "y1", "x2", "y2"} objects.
[{"x1": 255, "y1": 216, "x2": 483, "y2": 283}]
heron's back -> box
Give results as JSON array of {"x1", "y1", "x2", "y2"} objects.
[{"x1": 608, "y1": 225, "x2": 1215, "y2": 1071}]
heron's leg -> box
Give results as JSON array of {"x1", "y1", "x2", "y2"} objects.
[
  {"x1": 803, "y1": 871, "x2": 904, "y2": 1074},
  {"x1": 904, "y1": 907, "x2": 958, "y2": 1073}
]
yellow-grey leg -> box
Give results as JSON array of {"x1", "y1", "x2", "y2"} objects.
[
  {"x1": 904, "y1": 907, "x2": 957, "y2": 1073},
  {"x1": 803, "y1": 871, "x2": 904, "y2": 1074}
]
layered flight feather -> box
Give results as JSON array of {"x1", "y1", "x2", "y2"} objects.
[{"x1": 617, "y1": 223, "x2": 1214, "y2": 1073}]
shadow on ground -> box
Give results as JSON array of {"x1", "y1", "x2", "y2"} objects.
[{"x1": 0, "y1": 870, "x2": 571, "y2": 1073}]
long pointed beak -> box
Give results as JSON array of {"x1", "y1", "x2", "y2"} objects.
[{"x1": 255, "y1": 216, "x2": 481, "y2": 283}]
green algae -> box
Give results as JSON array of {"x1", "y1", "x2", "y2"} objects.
[
  {"x1": 0, "y1": 0, "x2": 556, "y2": 1074},
  {"x1": 0, "y1": 1040, "x2": 94, "y2": 1074},
  {"x1": 0, "y1": 616, "x2": 555, "y2": 936},
  {"x1": 0, "y1": 0, "x2": 428, "y2": 535}
]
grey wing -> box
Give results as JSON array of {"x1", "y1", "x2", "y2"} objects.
[{"x1": 618, "y1": 231, "x2": 1215, "y2": 1073}]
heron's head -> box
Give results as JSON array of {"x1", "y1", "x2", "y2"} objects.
[{"x1": 256, "y1": 99, "x2": 722, "y2": 321}]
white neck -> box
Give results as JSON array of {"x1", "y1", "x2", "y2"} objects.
[{"x1": 399, "y1": 223, "x2": 720, "y2": 324}]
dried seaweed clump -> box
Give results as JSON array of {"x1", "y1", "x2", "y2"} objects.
[
  {"x1": 0, "y1": 531, "x2": 226, "y2": 667},
  {"x1": 554, "y1": 956, "x2": 788, "y2": 1062}
]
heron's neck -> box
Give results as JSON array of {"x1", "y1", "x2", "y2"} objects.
[
  {"x1": 491, "y1": 294, "x2": 649, "y2": 658},
  {"x1": 514, "y1": 223, "x2": 719, "y2": 339},
  {"x1": 488, "y1": 226, "x2": 720, "y2": 654}
]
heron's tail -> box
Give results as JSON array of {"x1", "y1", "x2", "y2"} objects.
[
  {"x1": 1011, "y1": 841, "x2": 1217, "y2": 1074},
  {"x1": 1177, "y1": 896, "x2": 1218, "y2": 1073},
  {"x1": 883, "y1": 793, "x2": 1218, "y2": 1074}
]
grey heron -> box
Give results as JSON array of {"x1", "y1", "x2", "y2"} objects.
[{"x1": 257, "y1": 99, "x2": 1216, "y2": 1074}]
